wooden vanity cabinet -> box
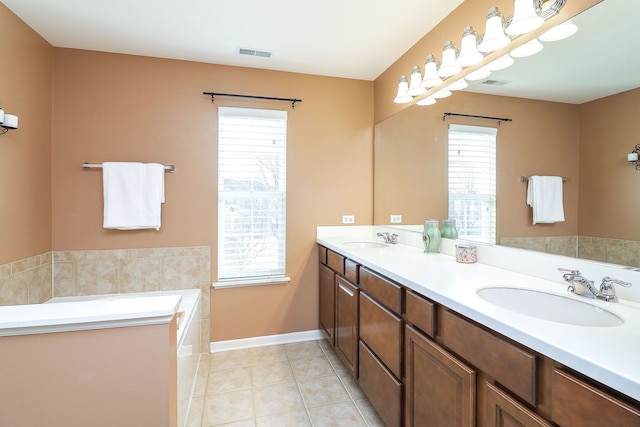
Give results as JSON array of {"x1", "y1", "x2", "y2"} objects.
[{"x1": 317, "y1": 244, "x2": 640, "y2": 427}]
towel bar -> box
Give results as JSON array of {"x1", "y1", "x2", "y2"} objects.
[
  {"x1": 521, "y1": 175, "x2": 568, "y2": 182},
  {"x1": 83, "y1": 162, "x2": 175, "y2": 173}
]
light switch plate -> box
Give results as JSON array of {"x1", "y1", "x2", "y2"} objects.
[{"x1": 390, "y1": 215, "x2": 402, "y2": 223}]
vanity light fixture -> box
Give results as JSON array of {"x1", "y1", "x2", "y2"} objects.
[
  {"x1": 421, "y1": 55, "x2": 443, "y2": 88},
  {"x1": 506, "y1": 0, "x2": 544, "y2": 37},
  {"x1": 0, "y1": 108, "x2": 19, "y2": 135},
  {"x1": 478, "y1": 7, "x2": 511, "y2": 53},
  {"x1": 407, "y1": 66, "x2": 427, "y2": 96},
  {"x1": 394, "y1": 0, "x2": 570, "y2": 107},
  {"x1": 628, "y1": 145, "x2": 640, "y2": 170},
  {"x1": 393, "y1": 75, "x2": 413, "y2": 104},
  {"x1": 457, "y1": 27, "x2": 484, "y2": 67},
  {"x1": 438, "y1": 41, "x2": 463, "y2": 78},
  {"x1": 539, "y1": 19, "x2": 578, "y2": 42},
  {"x1": 509, "y1": 37, "x2": 544, "y2": 58}
]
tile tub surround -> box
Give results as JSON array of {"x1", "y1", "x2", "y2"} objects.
[
  {"x1": 53, "y1": 246, "x2": 211, "y2": 353},
  {"x1": 0, "y1": 252, "x2": 52, "y2": 306},
  {"x1": 185, "y1": 340, "x2": 384, "y2": 427},
  {"x1": 317, "y1": 226, "x2": 640, "y2": 402}
]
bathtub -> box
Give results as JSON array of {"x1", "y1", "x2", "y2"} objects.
[{"x1": 46, "y1": 289, "x2": 202, "y2": 427}]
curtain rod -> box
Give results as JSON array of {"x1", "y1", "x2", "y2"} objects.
[
  {"x1": 443, "y1": 112, "x2": 512, "y2": 124},
  {"x1": 203, "y1": 92, "x2": 302, "y2": 109}
]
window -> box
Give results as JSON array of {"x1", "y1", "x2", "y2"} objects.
[
  {"x1": 448, "y1": 124, "x2": 497, "y2": 244},
  {"x1": 217, "y1": 107, "x2": 287, "y2": 284}
]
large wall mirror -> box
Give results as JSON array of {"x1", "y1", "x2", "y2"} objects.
[{"x1": 374, "y1": 0, "x2": 640, "y2": 269}]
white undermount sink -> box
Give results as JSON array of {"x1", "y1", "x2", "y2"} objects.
[
  {"x1": 477, "y1": 287, "x2": 624, "y2": 327},
  {"x1": 342, "y1": 241, "x2": 388, "y2": 249}
]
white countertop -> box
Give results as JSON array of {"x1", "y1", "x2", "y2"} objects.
[
  {"x1": 0, "y1": 294, "x2": 181, "y2": 336},
  {"x1": 317, "y1": 228, "x2": 640, "y2": 402}
]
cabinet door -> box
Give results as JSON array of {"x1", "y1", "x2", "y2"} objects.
[
  {"x1": 319, "y1": 264, "x2": 336, "y2": 345},
  {"x1": 335, "y1": 276, "x2": 359, "y2": 378},
  {"x1": 484, "y1": 382, "x2": 552, "y2": 427},
  {"x1": 405, "y1": 325, "x2": 475, "y2": 427}
]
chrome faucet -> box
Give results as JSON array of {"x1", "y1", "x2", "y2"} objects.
[
  {"x1": 377, "y1": 232, "x2": 398, "y2": 244},
  {"x1": 558, "y1": 268, "x2": 632, "y2": 302}
]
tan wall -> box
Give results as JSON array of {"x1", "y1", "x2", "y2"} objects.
[
  {"x1": 51, "y1": 48, "x2": 374, "y2": 342},
  {"x1": 374, "y1": 91, "x2": 580, "y2": 239},
  {"x1": 373, "y1": 0, "x2": 603, "y2": 123},
  {"x1": 578, "y1": 87, "x2": 640, "y2": 241},
  {"x1": 0, "y1": 3, "x2": 53, "y2": 264},
  {"x1": 0, "y1": 322, "x2": 177, "y2": 427}
]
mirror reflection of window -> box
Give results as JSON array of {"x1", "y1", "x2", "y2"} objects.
[{"x1": 447, "y1": 124, "x2": 497, "y2": 244}]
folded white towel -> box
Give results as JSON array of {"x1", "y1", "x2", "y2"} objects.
[
  {"x1": 526, "y1": 175, "x2": 565, "y2": 225},
  {"x1": 102, "y1": 162, "x2": 165, "y2": 230}
]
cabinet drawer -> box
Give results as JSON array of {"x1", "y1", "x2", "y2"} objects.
[
  {"x1": 344, "y1": 258, "x2": 359, "y2": 284},
  {"x1": 359, "y1": 341, "x2": 402, "y2": 427},
  {"x1": 438, "y1": 307, "x2": 537, "y2": 405},
  {"x1": 318, "y1": 245, "x2": 327, "y2": 265},
  {"x1": 360, "y1": 291, "x2": 403, "y2": 379},
  {"x1": 359, "y1": 267, "x2": 402, "y2": 313},
  {"x1": 326, "y1": 250, "x2": 345, "y2": 275},
  {"x1": 484, "y1": 381, "x2": 552, "y2": 427},
  {"x1": 404, "y1": 290, "x2": 436, "y2": 338},
  {"x1": 552, "y1": 369, "x2": 640, "y2": 427}
]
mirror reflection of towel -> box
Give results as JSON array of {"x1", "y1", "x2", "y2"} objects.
[
  {"x1": 526, "y1": 175, "x2": 565, "y2": 225},
  {"x1": 102, "y1": 162, "x2": 165, "y2": 230}
]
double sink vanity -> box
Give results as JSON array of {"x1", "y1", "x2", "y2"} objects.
[{"x1": 317, "y1": 226, "x2": 640, "y2": 427}]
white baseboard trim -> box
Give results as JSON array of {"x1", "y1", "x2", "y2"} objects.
[{"x1": 209, "y1": 329, "x2": 325, "y2": 353}]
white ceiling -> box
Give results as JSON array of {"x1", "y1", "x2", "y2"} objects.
[
  {"x1": 3, "y1": 0, "x2": 637, "y2": 104},
  {"x1": 1, "y1": 0, "x2": 463, "y2": 81}
]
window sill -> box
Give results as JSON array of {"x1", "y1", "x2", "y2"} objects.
[{"x1": 212, "y1": 276, "x2": 291, "y2": 289}]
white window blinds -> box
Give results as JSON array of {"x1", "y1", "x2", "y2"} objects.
[
  {"x1": 448, "y1": 124, "x2": 497, "y2": 244},
  {"x1": 217, "y1": 107, "x2": 287, "y2": 281}
]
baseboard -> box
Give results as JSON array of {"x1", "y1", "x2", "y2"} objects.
[{"x1": 209, "y1": 329, "x2": 324, "y2": 353}]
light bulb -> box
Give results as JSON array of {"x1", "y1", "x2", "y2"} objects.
[
  {"x1": 421, "y1": 55, "x2": 443, "y2": 88},
  {"x1": 457, "y1": 27, "x2": 484, "y2": 67},
  {"x1": 539, "y1": 19, "x2": 578, "y2": 42},
  {"x1": 510, "y1": 38, "x2": 543, "y2": 58},
  {"x1": 407, "y1": 66, "x2": 427, "y2": 96},
  {"x1": 506, "y1": 0, "x2": 544, "y2": 36},
  {"x1": 438, "y1": 41, "x2": 462, "y2": 78},
  {"x1": 393, "y1": 75, "x2": 412, "y2": 104},
  {"x1": 486, "y1": 54, "x2": 514, "y2": 71},
  {"x1": 478, "y1": 7, "x2": 511, "y2": 53}
]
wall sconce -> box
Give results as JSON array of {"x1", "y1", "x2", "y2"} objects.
[
  {"x1": 628, "y1": 145, "x2": 640, "y2": 170},
  {"x1": 0, "y1": 108, "x2": 19, "y2": 135}
]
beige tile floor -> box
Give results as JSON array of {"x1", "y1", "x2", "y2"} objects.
[{"x1": 185, "y1": 339, "x2": 385, "y2": 427}]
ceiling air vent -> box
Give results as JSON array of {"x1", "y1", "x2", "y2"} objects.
[
  {"x1": 480, "y1": 79, "x2": 510, "y2": 86},
  {"x1": 238, "y1": 48, "x2": 273, "y2": 58}
]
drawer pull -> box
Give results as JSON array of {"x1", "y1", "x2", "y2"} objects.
[{"x1": 339, "y1": 283, "x2": 355, "y2": 297}]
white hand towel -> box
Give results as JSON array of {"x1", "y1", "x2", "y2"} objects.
[
  {"x1": 526, "y1": 175, "x2": 565, "y2": 225},
  {"x1": 102, "y1": 162, "x2": 165, "y2": 230}
]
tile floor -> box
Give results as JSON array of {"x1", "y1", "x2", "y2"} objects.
[{"x1": 185, "y1": 339, "x2": 385, "y2": 427}]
